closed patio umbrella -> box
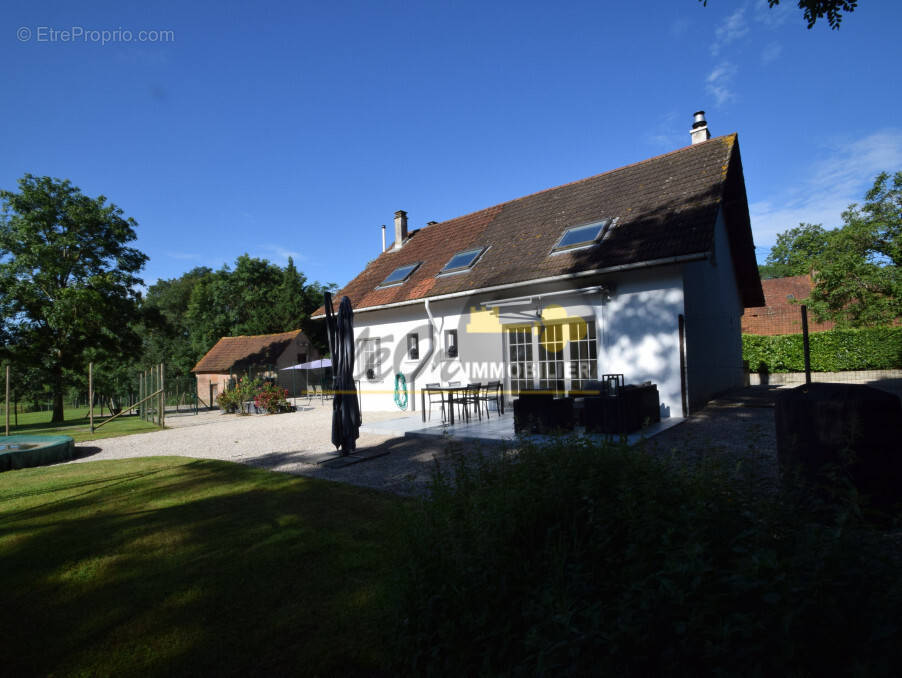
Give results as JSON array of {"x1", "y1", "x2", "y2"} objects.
[{"x1": 325, "y1": 293, "x2": 360, "y2": 455}]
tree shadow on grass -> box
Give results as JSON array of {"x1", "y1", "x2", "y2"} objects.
[{"x1": 0, "y1": 458, "x2": 401, "y2": 677}]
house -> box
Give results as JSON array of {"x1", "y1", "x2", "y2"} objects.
[
  {"x1": 191, "y1": 329, "x2": 318, "y2": 405},
  {"x1": 741, "y1": 275, "x2": 835, "y2": 335},
  {"x1": 316, "y1": 112, "x2": 764, "y2": 417}
]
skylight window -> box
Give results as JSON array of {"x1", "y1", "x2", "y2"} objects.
[
  {"x1": 439, "y1": 247, "x2": 486, "y2": 274},
  {"x1": 552, "y1": 220, "x2": 611, "y2": 253},
  {"x1": 378, "y1": 262, "x2": 421, "y2": 287}
]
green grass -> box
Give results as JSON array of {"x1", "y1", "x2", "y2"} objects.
[
  {"x1": 0, "y1": 457, "x2": 404, "y2": 677},
  {"x1": 2, "y1": 406, "x2": 162, "y2": 442}
]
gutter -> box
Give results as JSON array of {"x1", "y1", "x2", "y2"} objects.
[
  {"x1": 312, "y1": 252, "x2": 708, "y2": 318},
  {"x1": 404, "y1": 298, "x2": 436, "y2": 412}
]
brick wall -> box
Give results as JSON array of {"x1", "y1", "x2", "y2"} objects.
[{"x1": 741, "y1": 275, "x2": 835, "y2": 335}]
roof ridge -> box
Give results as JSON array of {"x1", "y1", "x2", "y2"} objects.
[{"x1": 412, "y1": 133, "x2": 737, "y2": 232}]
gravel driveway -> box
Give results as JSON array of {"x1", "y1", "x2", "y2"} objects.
[
  {"x1": 71, "y1": 390, "x2": 784, "y2": 497},
  {"x1": 71, "y1": 404, "x2": 474, "y2": 495}
]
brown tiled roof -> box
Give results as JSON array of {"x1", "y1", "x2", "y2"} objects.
[
  {"x1": 319, "y1": 134, "x2": 763, "y2": 314},
  {"x1": 191, "y1": 330, "x2": 302, "y2": 373}
]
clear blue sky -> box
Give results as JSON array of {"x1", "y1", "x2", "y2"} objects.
[{"x1": 3, "y1": 0, "x2": 900, "y2": 290}]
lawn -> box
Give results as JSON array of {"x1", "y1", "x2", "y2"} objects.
[
  {"x1": 0, "y1": 457, "x2": 404, "y2": 677},
  {"x1": 2, "y1": 406, "x2": 163, "y2": 442}
]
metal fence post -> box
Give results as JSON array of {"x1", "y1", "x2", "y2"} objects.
[{"x1": 89, "y1": 362, "x2": 94, "y2": 433}]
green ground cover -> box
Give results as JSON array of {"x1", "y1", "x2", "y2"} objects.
[
  {"x1": 1, "y1": 406, "x2": 162, "y2": 442},
  {"x1": 0, "y1": 457, "x2": 403, "y2": 677}
]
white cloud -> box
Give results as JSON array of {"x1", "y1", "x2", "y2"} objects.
[
  {"x1": 761, "y1": 42, "x2": 782, "y2": 64},
  {"x1": 643, "y1": 111, "x2": 681, "y2": 150},
  {"x1": 749, "y1": 130, "x2": 902, "y2": 248},
  {"x1": 706, "y1": 62, "x2": 737, "y2": 106},
  {"x1": 259, "y1": 244, "x2": 305, "y2": 263},
  {"x1": 670, "y1": 18, "x2": 691, "y2": 38},
  {"x1": 753, "y1": 0, "x2": 793, "y2": 28},
  {"x1": 711, "y1": 8, "x2": 749, "y2": 56}
]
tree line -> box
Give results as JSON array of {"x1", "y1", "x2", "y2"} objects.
[
  {"x1": 0, "y1": 174, "x2": 333, "y2": 422},
  {"x1": 758, "y1": 171, "x2": 901, "y2": 328}
]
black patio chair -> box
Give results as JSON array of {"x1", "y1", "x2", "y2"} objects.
[
  {"x1": 425, "y1": 383, "x2": 446, "y2": 422},
  {"x1": 479, "y1": 381, "x2": 503, "y2": 418},
  {"x1": 461, "y1": 382, "x2": 483, "y2": 422}
]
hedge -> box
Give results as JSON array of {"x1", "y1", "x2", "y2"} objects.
[{"x1": 743, "y1": 326, "x2": 902, "y2": 373}]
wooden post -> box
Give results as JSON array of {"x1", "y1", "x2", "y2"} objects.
[
  {"x1": 801, "y1": 305, "x2": 812, "y2": 385},
  {"x1": 5, "y1": 364, "x2": 10, "y2": 437},
  {"x1": 89, "y1": 362, "x2": 94, "y2": 433},
  {"x1": 160, "y1": 363, "x2": 165, "y2": 428}
]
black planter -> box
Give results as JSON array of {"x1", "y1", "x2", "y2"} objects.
[
  {"x1": 514, "y1": 392, "x2": 574, "y2": 434},
  {"x1": 583, "y1": 383, "x2": 659, "y2": 435},
  {"x1": 774, "y1": 383, "x2": 902, "y2": 509}
]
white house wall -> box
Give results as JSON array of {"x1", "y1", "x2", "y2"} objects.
[
  {"x1": 681, "y1": 207, "x2": 745, "y2": 408},
  {"x1": 597, "y1": 269, "x2": 685, "y2": 418},
  {"x1": 351, "y1": 269, "x2": 687, "y2": 419}
]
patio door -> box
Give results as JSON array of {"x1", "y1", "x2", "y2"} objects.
[{"x1": 504, "y1": 319, "x2": 598, "y2": 397}]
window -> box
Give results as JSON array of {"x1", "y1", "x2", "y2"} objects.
[
  {"x1": 506, "y1": 327, "x2": 534, "y2": 397},
  {"x1": 552, "y1": 220, "x2": 611, "y2": 253},
  {"x1": 439, "y1": 247, "x2": 486, "y2": 274},
  {"x1": 503, "y1": 320, "x2": 597, "y2": 395},
  {"x1": 362, "y1": 338, "x2": 381, "y2": 379},
  {"x1": 567, "y1": 319, "x2": 598, "y2": 392},
  {"x1": 445, "y1": 329, "x2": 458, "y2": 358},
  {"x1": 377, "y1": 262, "x2": 421, "y2": 287},
  {"x1": 407, "y1": 333, "x2": 419, "y2": 360}
]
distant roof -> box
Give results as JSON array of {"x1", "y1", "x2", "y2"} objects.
[
  {"x1": 192, "y1": 330, "x2": 303, "y2": 373},
  {"x1": 315, "y1": 134, "x2": 764, "y2": 315}
]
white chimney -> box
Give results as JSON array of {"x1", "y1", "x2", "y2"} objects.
[
  {"x1": 381, "y1": 224, "x2": 386, "y2": 253},
  {"x1": 393, "y1": 210, "x2": 408, "y2": 251},
  {"x1": 690, "y1": 110, "x2": 711, "y2": 145}
]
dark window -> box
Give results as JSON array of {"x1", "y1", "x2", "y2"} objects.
[
  {"x1": 552, "y1": 220, "x2": 611, "y2": 252},
  {"x1": 445, "y1": 329, "x2": 458, "y2": 358},
  {"x1": 439, "y1": 247, "x2": 486, "y2": 274},
  {"x1": 407, "y1": 334, "x2": 419, "y2": 360},
  {"x1": 378, "y1": 262, "x2": 421, "y2": 287}
]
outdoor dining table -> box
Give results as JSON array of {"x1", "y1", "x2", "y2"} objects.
[{"x1": 421, "y1": 384, "x2": 470, "y2": 425}]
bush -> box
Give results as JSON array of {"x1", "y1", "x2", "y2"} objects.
[
  {"x1": 215, "y1": 388, "x2": 240, "y2": 413},
  {"x1": 253, "y1": 382, "x2": 290, "y2": 414},
  {"x1": 743, "y1": 326, "x2": 902, "y2": 373},
  {"x1": 388, "y1": 439, "x2": 902, "y2": 676}
]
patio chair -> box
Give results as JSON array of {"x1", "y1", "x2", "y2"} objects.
[
  {"x1": 479, "y1": 381, "x2": 504, "y2": 418},
  {"x1": 425, "y1": 383, "x2": 446, "y2": 422},
  {"x1": 460, "y1": 382, "x2": 483, "y2": 422}
]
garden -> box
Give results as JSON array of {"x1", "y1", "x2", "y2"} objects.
[
  {"x1": 215, "y1": 376, "x2": 294, "y2": 414},
  {"x1": 2, "y1": 435, "x2": 900, "y2": 676}
]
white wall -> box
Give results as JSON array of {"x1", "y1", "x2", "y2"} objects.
[
  {"x1": 682, "y1": 208, "x2": 745, "y2": 409},
  {"x1": 351, "y1": 270, "x2": 688, "y2": 419}
]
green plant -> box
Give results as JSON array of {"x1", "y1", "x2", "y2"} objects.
[
  {"x1": 388, "y1": 438, "x2": 902, "y2": 676},
  {"x1": 253, "y1": 382, "x2": 290, "y2": 413},
  {"x1": 215, "y1": 388, "x2": 239, "y2": 413},
  {"x1": 743, "y1": 326, "x2": 902, "y2": 373}
]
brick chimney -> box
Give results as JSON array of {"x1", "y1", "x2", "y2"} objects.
[
  {"x1": 690, "y1": 110, "x2": 711, "y2": 144},
  {"x1": 393, "y1": 210, "x2": 408, "y2": 251}
]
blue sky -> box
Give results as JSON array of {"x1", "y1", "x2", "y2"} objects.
[{"x1": 3, "y1": 0, "x2": 900, "y2": 290}]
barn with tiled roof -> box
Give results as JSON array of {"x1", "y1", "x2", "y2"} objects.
[{"x1": 192, "y1": 329, "x2": 318, "y2": 404}]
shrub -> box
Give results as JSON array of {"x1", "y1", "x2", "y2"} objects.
[
  {"x1": 215, "y1": 388, "x2": 239, "y2": 413},
  {"x1": 253, "y1": 382, "x2": 290, "y2": 414},
  {"x1": 388, "y1": 438, "x2": 902, "y2": 676},
  {"x1": 743, "y1": 326, "x2": 902, "y2": 373}
]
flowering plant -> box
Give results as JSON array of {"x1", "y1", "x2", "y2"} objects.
[{"x1": 254, "y1": 382, "x2": 290, "y2": 414}]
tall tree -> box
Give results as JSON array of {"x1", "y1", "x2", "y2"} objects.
[
  {"x1": 808, "y1": 171, "x2": 901, "y2": 326},
  {"x1": 0, "y1": 175, "x2": 147, "y2": 422},
  {"x1": 758, "y1": 223, "x2": 830, "y2": 279}
]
